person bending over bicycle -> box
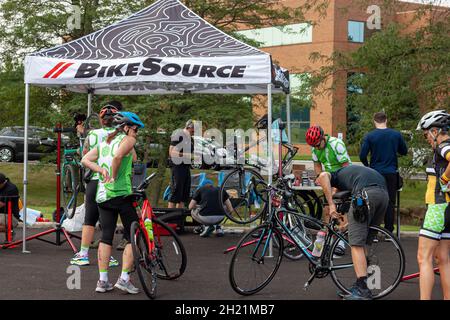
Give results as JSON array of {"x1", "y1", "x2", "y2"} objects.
[
  {"x1": 188, "y1": 180, "x2": 234, "y2": 237},
  {"x1": 416, "y1": 110, "x2": 450, "y2": 300},
  {"x1": 82, "y1": 111, "x2": 144, "y2": 294},
  {"x1": 317, "y1": 165, "x2": 389, "y2": 300},
  {"x1": 70, "y1": 102, "x2": 123, "y2": 267}
]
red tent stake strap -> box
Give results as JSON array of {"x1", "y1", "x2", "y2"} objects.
[{"x1": 21, "y1": 0, "x2": 291, "y2": 253}]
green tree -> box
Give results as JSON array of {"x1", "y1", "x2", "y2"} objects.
[
  {"x1": 309, "y1": 2, "x2": 449, "y2": 173},
  {"x1": 0, "y1": 0, "x2": 330, "y2": 202}
]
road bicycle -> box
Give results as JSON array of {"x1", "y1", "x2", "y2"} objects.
[
  {"x1": 60, "y1": 113, "x2": 103, "y2": 220},
  {"x1": 228, "y1": 180, "x2": 406, "y2": 299},
  {"x1": 130, "y1": 173, "x2": 187, "y2": 299}
]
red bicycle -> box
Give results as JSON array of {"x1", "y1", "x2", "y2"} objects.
[{"x1": 130, "y1": 173, "x2": 187, "y2": 299}]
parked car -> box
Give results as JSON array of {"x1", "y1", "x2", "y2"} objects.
[{"x1": 0, "y1": 126, "x2": 60, "y2": 162}]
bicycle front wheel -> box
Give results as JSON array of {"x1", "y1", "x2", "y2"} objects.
[
  {"x1": 330, "y1": 225, "x2": 405, "y2": 299},
  {"x1": 220, "y1": 168, "x2": 267, "y2": 224},
  {"x1": 152, "y1": 218, "x2": 187, "y2": 280},
  {"x1": 62, "y1": 164, "x2": 80, "y2": 220},
  {"x1": 229, "y1": 223, "x2": 283, "y2": 295},
  {"x1": 130, "y1": 221, "x2": 157, "y2": 299}
]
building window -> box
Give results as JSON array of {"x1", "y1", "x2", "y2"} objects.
[
  {"x1": 237, "y1": 23, "x2": 312, "y2": 47},
  {"x1": 272, "y1": 73, "x2": 311, "y2": 144},
  {"x1": 348, "y1": 21, "x2": 365, "y2": 43}
]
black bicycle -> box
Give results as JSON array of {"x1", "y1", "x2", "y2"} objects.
[
  {"x1": 228, "y1": 181, "x2": 405, "y2": 299},
  {"x1": 219, "y1": 142, "x2": 298, "y2": 224}
]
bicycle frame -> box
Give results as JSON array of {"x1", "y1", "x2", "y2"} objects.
[{"x1": 135, "y1": 197, "x2": 156, "y2": 254}]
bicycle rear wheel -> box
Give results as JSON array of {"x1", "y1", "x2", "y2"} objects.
[
  {"x1": 152, "y1": 218, "x2": 187, "y2": 280},
  {"x1": 130, "y1": 221, "x2": 157, "y2": 299},
  {"x1": 62, "y1": 164, "x2": 80, "y2": 220},
  {"x1": 229, "y1": 223, "x2": 283, "y2": 295},
  {"x1": 329, "y1": 226, "x2": 405, "y2": 299},
  {"x1": 292, "y1": 191, "x2": 322, "y2": 220},
  {"x1": 220, "y1": 168, "x2": 267, "y2": 224}
]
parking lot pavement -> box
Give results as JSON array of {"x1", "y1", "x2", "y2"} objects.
[{"x1": 0, "y1": 228, "x2": 444, "y2": 300}]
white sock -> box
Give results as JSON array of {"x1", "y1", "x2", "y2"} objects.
[
  {"x1": 99, "y1": 270, "x2": 108, "y2": 282},
  {"x1": 80, "y1": 245, "x2": 89, "y2": 256},
  {"x1": 121, "y1": 270, "x2": 130, "y2": 282}
]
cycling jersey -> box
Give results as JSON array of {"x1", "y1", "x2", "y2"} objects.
[
  {"x1": 421, "y1": 139, "x2": 450, "y2": 240},
  {"x1": 425, "y1": 139, "x2": 450, "y2": 204},
  {"x1": 96, "y1": 133, "x2": 133, "y2": 203},
  {"x1": 312, "y1": 135, "x2": 352, "y2": 173},
  {"x1": 86, "y1": 127, "x2": 115, "y2": 180}
]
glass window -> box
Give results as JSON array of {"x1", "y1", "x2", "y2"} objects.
[
  {"x1": 237, "y1": 23, "x2": 312, "y2": 47},
  {"x1": 272, "y1": 73, "x2": 311, "y2": 144},
  {"x1": 348, "y1": 21, "x2": 364, "y2": 43}
]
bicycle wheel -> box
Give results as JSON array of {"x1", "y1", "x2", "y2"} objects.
[
  {"x1": 292, "y1": 191, "x2": 322, "y2": 220},
  {"x1": 62, "y1": 164, "x2": 79, "y2": 220},
  {"x1": 229, "y1": 223, "x2": 283, "y2": 295},
  {"x1": 130, "y1": 221, "x2": 157, "y2": 299},
  {"x1": 220, "y1": 168, "x2": 267, "y2": 224},
  {"x1": 152, "y1": 218, "x2": 187, "y2": 280},
  {"x1": 329, "y1": 225, "x2": 405, "y2": 299}
]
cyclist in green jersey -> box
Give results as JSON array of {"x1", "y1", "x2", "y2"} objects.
[
  {"x1": 70, "y1": 102, "x2": 122, "y2": 267},
  {"x1": 305, "y1": 125, "x2": 352, "y2": 176},
  {"x1": 306, "y1": 125, "x2": 352, "y2": 231},
  {"x1": 416, "y1": 110, "x2": 450, "y2": 300},
  {"x1": 82, "y1": 111, "x2": 144, "y2": 294}
]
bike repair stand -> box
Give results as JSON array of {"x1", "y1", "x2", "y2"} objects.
[{"x1": 2, "y1": 124, "x2": 80, "y2": 253}]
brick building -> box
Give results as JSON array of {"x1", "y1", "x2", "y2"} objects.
[{"x1": 237, "y1": 0, "x2": 447, "y2": 154}]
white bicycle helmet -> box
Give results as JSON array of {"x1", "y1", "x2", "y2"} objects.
[{"x1": 416, "y1": 110, "x2": 449, "y2": 131}]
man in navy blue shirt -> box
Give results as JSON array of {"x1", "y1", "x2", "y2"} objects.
[{"x1": 359, "y1": 112, "x2": 408, "y2": 232}]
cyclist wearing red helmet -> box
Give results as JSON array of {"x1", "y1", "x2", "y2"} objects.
[
  {"x1": 306, "y1": 125, "x2": 351, "y2": 178},
  {"x1": 70, "y1": 101, "x2": 123, "y2": 267}
]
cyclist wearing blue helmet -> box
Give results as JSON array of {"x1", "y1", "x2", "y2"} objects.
[{"x1": 82, "y1": 111, "x2": 144, "y2": 295}]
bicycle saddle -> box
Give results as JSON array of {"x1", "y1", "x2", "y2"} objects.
[{"x1": 332, "y1": 190, "x2": 351, "y2": 200}]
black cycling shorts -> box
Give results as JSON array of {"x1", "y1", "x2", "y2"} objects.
[
  {"x1": 169, "y1": 165, "x2": 191, "y2": 204},
  {"x1": 97, "y1": 196, "x2": 139, "y2": 246},
  {"x1": 84, "y1": 179, "x2": 99, "y2": 227}
]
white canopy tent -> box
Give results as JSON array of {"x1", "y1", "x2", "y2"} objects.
[{"x1": 22, "y1": 0, "x2": 292, "y2": 252}]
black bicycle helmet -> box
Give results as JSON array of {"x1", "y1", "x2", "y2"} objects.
[{"x1": 113, "y1": 111, "x2": 145, "y2": 129}]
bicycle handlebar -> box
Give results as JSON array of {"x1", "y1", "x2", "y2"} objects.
[{"x1": 136, "y1": 172, "x2": 157, "y2": 191}]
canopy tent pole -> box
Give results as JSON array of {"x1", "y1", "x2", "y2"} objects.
[
  {"x1": 87, "y1": 89, "x2": 93, "y2": 116},
  {"x1": 22, "y1": 84, "x2": 30, "y2": 253},
  {"x1": 267, "y1": 83, "x2": 273, "y2": 257},
  {"x1": 286, "y1": 94, "x2": 291, "y2": 143}
]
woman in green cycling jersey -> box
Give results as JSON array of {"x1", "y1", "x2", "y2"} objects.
[
  {"x1": 82, "y1": 111, "x2": 144, "y2": 294},
  {"x1": 70, "y1": 102, "x2": 122, "y2": 267},
  {"x1": 417, "y1": 110, "x2": 450, "y2": 300}
]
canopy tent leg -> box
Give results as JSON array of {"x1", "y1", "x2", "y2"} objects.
[
  {"x1": 22, "y1": 84, "x2": 30, "y2": 254},
  {"x1": 87, "y1": 89, "x2": 93, "y2": 116},
  {"x1": 286, "y1": 94, "x2": 291, "y2": 143},
  {"x1": 267, "y1": 83, "x2": 273, "y2": 258}
]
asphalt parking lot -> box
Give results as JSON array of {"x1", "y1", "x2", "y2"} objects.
[{"x1": 0, "y1": 228, "x2": 444, "y2": 300}]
